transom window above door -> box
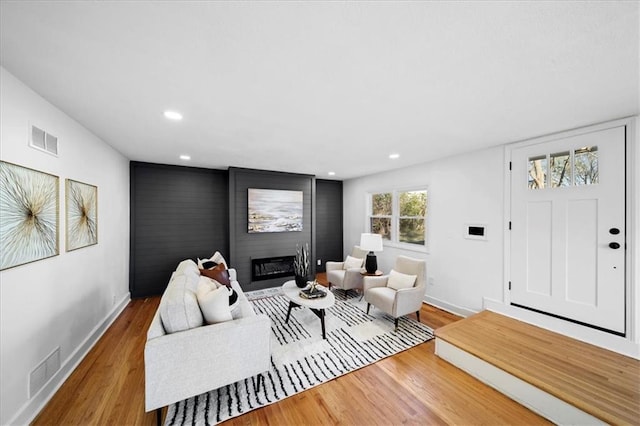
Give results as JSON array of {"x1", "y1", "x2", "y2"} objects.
[{"x1": 528, "y1": 146, "x2": 598, "y2": 189}]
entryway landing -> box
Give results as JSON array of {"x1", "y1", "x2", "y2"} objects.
[{"x1": 435, "y1": 310, "x2": 639, "y2": 425}]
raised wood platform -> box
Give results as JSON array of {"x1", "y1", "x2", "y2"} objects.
[{"x1": 435, "y1": 310, "x2": 640, "y2": 425}]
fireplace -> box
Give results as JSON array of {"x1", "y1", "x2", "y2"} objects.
[{"x1": 251, "y1": 256, "x2": 295, "y2": 282}]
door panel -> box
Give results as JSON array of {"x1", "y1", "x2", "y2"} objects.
[
  {"x1": 526, "y1": 201, "x2": 552, "y2": 296},
  {"x1": 510, "y1": 125, "x2": 626, "y2": 334},
  {"x1": 566, "y1": 199, "x2": 597, "y2": 305}
]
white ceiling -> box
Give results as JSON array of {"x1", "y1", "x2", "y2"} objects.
[{"x1": 1, "y1": 1, "x2": 638, "y2": 180}]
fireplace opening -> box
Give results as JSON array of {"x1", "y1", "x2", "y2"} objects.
[{"x1": 251, "y1": 256, "x2": 295, "y2": 282}]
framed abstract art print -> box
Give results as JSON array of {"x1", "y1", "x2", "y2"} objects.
[
  {"x1": 65, "y1": 179, "x2": 98, "y2": 251},
  {"x1": 0, "y1": 161, "x2": 60, "y2": 270}
]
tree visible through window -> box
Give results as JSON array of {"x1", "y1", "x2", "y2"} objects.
[
  {"x1": 528, "y1": 146, "x2": 598, "y2": 189},
  {"x1": 368, "y1": 189, "x2": 427, "y2": 248},
  {"x1": 399, "y1": 191, "x2": 427, "y2": 245},
  {"x1": 370, "y1": 193, "x2": 391, "y2": 240}
]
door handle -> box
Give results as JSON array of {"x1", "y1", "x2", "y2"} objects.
[
  {"x1": 609, "y1": 228, "x2": 620, "y2": 235},
  {"x1": 609, "y1": 242, "x2": 620, "y2": 249}
]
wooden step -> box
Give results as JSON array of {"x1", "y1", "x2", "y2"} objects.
[{"x1": 435, "y1": 310, "x2": 639, "y2": 425}]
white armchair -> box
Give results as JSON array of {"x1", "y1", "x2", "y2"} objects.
[
  {"x1": 363, "y1": 255, "x2": 426, "y2": 329},
  {"x1": 326, "y1": 246, "x2": 368, "y2": 292}
]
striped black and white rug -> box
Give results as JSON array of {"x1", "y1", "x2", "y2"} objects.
[{"x1": 164, "y1": 290, "x2": 434, "y2": 425}]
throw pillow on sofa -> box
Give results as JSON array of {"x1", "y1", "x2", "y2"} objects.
[
  {"x1": 199, "y1": 264, "x2": 239, "y2": 311},
  {"x1": 197, "y1": 284, "x2": 232, "y2": 324},
  {"x1": 197, "y1": 276, "x2": 219, "y2": 296},
  {"x1": 200, "y1": 263, "x2": 231, "y2": 287},
  {"x1": 197, "y1": 251, "x2": 228, "y2": 269}
]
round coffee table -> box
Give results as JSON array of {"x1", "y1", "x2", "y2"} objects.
[{"x1": 282, "y1": 280, "x2": 335, "y2": 339}]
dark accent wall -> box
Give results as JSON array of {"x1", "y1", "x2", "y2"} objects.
[
  {"x1": 229, "y1": 168, "x2": 315, "y2": 291},
  {"x1": 315, "y1": 179, "x2": 343, "y2": 272},
  {"x1": 129, "y1": 162, "x2": 229, "y2": 298}
]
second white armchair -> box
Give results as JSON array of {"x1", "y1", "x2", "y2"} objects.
[{"x1": 363, "y1": 255, "x2": 426, "y2": 330}]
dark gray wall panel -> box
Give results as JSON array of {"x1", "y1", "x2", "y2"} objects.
[
  {"x1": 315, "y1": 179, "x2": 343, "y2": 272},
  {"x1": 130, "y1": 162, "x2": 229, "y2": 298},
  {"x1": 229, "y1": 168, "x2": 314, "y2": 291}
]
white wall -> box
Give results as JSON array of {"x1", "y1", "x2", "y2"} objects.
[
  {"x1": 0, "y1": 68, "x2": 130, "y2": 425},
  {"x1": 343, "y1": 145, "x2": 505, "y2": 317},
  {"x1": 344, "y1": 119, "x2": 639, "y2": 359}
]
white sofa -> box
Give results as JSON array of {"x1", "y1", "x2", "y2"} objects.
[{"x1": 144, "y1": 259, "x2": 271, "y2": 417}]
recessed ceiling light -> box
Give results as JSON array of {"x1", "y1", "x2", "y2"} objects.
[
  {"x1": 164, "y1": 110, "x2": 183, "y2": 121},
  {"x1": 179, "y1": 154, "x2": 191, "y2": 161},
  {"x1": 328, "y1": 171, "x2": 336, "y2": 176},
  {"x1": 389, "y1": 153, "x2": 400, "y2": 159}
]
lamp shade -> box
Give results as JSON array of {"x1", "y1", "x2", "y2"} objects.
[{"x1": 360, "y1": 233, "x2": 383, "y2": 252}]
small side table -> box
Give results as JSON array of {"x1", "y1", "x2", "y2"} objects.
[
  {"x1": 360, "y1": 269, "x2": 383, "y2": 276},
  {"x1": 359, "y1": 270, "x2": 383, "y2": 301}
]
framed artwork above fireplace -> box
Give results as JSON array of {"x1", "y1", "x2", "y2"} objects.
[{"x1": 248, "y1": 188, "x2": 303, "y2": 233}]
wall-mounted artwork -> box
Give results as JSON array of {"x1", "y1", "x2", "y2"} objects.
[
  {"x1": 0, "y1": 161, "x2": 59, "y2": 270},
  {"x1": 66, "y1": 179, "x2": 98, "y2": 251},
  {"x1": 248, "y1": 188, "x2": 303, "y2": 233}
]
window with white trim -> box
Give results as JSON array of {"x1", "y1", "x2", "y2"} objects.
[{"x1": 368, "y1": 189, "x2": 427, "y2": 249}]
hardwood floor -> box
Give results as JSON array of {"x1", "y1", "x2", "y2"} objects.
[
  {"x1": 32, "y1": 280, "x2": 549, "y2": 425},
  {"x1": 436, "y1": 310, "x2": 640, "y2": 425}
]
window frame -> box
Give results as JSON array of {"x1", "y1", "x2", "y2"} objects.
[{"x1": 366, "y1": 187, "x2": 429, "y2": 253}]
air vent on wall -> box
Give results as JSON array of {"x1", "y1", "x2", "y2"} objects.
[
  {"x1": 30, "y1": 124, "x2": 58, "y2": 156},
  {"x1": 29, "y1": 347, "x2": 60, "y2": 398}
]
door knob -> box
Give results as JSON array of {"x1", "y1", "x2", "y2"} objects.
[
  {"x1": 609, "y1": 228, "x2": 620, "y2": 235},
  {"x1": 609, "y1": 242, "x2": 620, "y2": 249}
]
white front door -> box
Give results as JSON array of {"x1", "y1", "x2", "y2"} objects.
[{"x1": 509, "y1": 125, "x2": 626, "y2": 335}]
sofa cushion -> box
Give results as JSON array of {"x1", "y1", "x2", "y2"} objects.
[
  {"x1": 197, "y1": 284, "x2": 233, "y2": 324},
  {"x1": 175, "y1": 259, "x2": 201, "y2": 292},
  {"x1": 387, "y1": 269, "x2": 417, "y2": 290},
  {"x1": 344, "y1": 255, "x2": 364, "y2": 270},
  {"x1": 159, "y1": 275, "x2": 204, "y2": 333},
  {"x1": 176, "y1": 259, "x2": 199, "y2": 275}
]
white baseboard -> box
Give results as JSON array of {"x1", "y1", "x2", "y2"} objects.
[
  {"x1": 8, "y1": 293, "x2": 131, "y2": 426},
  {"x1": 435, "y1": 338, "x2": 604, "y2": 425},
  {"x1": 424, "y1": 295, "x2": 477, "y2": 318}
]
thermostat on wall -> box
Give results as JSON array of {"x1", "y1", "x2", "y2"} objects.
[{"x1": 464, "y1": 223, "x2": 487, "y2": 241}]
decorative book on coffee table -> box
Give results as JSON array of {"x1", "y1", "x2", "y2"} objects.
[{"x1": 299, "y1": 286, "x2": 327, "y2": 299}]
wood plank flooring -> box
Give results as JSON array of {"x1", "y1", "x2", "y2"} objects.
[
  {"x1": 436, "y1": 310, "x2": 640, "y2": 425},
  {"x1": 32, "y1": 276, "x2": 550, "y2": 425}
]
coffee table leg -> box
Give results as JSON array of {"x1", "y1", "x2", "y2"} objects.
[
  {"x1": 319, "y1": 309, "x2": 326, "y2": 339},
  {"x1": 286, "y1": 301, "x2": 298, "y2": 323}
]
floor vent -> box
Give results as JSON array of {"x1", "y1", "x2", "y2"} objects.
[
  {"x1": 29, "y1": 347, "x2": 60, "y2": 398},
  {"x1": 30, "y1": 124, "x2": 58, "y2": 156}
]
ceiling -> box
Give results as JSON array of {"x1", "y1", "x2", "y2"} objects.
[{"x1": 1, "y1": 1, "x2": 638, "y2": 180}]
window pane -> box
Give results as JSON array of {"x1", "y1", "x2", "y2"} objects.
[
  {"x1": 574, "y1": 146, "x2": 598, "y2": 185},
  {"x1": 400, "y1": 191, "x2": 427, "y2": 216},
  {"x1": 371, "y1": 193, "x2": 392, "y2": 215},
  {"x1": 370, "y1": 217, "x2": 391, "y2": 240},
  {"x1": 399, "y1": 218, "x2": 425, "y2": 245},
  {"x1": 550, "y1": 151, "x2": 571, "y2": 187},
  {"x1": 528, "y1": 156, "x2": 547, "y2": 189}
]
